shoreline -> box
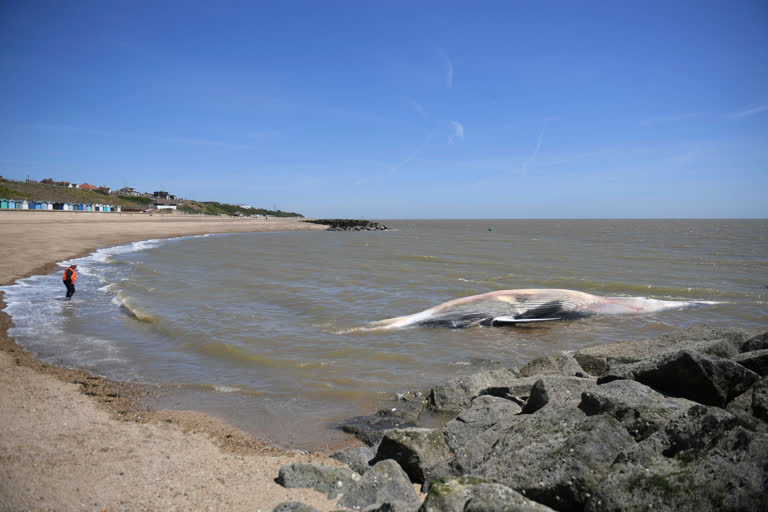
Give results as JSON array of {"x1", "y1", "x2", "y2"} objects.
[{"x1": 0, "y1": 212, "x2": 353, "y2": 511}]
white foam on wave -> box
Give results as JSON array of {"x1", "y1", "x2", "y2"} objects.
[{"x1": 213, "y1": 385, "x2": 241, "y2": 393}]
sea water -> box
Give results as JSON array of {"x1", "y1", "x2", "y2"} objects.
[{"x1": 2, "y1": 220, "x2": 767, "y2": 448}]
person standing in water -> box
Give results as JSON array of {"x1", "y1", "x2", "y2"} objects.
[{"x1": 62, "y1": 264, "x2": 77, "y2": 300}]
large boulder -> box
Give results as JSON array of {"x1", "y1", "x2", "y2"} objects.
[
  {"x1": 443, "y1": 395, "x2": 522, "y2": 451},
  {"x1": 273, "y1": 503, "x2": 319, "y2": 512},
  {"x1": 419, "y1": 477, "x2": 555, "y2": 512},
  {"x1": 518, "y1": 353, "x2": 588, "y2": 378},
  {"x1": 337, "y1": 459, "x2": 421, "y2": 511},
  {"x1": 276, "y1": 463, "x2": 360, "y2": 499},
  {"x1": 339, "y1": 396, "x2": 427, "y2": 446},
  {"x1": 428, "y1": 368, "x2": 522, "y2": 413},
  {"x1": 574, "y1": 325, "x2": 751, "y2": 376},
  {"x1": 586, "y1": 405, "x2": 768, "y2": 512},
  {"x1": 521, "y1": 376, "x2": 597, "y2": 414},
  {"x1": 740, "y1": 331, "x2": 768, "y2": 353},
  {"x1": 732, "y1": 349, "x2": 768, "y2": 376},
  {"x1": 375, "y1": 428, "x2": 452, "y2": 484},
  {"x1": 579, "y1": 379, "x2": 698, "y2": 441},
  {"x1": 332, "y1": 445, "x2": 377, "y2": 475},
  {"x1": 727, "y1": 376, "x2": 768, "y2": 423},
  {"x1": 599, "y1": 349, "x2": 760, "y2": 407},
  {"x1": 450, "y1": 407, "x2": 634, "y2": 511}
]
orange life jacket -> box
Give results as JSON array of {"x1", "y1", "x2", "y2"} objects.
[{"x1": 63, "y1": 268, "x2": 77, "y2": 282}]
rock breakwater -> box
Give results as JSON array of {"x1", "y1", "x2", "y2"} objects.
[
  {"x1": 303, "y1": 219, "x2": 388, "y2": 231},
  {"x1": 273, "y1": 325, "x2": 768, "y2": 511}
]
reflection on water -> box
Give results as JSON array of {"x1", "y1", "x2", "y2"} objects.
[{"x1": 3, "y1": 219, "x2": 767, "y2": 448}]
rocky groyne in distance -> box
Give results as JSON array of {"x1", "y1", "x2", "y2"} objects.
[
  {"x1": 303, "y1": 219, "x2": 388, "y2": 231},
  {"x1": 272, "y1": 325, "x2": 768, "y2": 511}
]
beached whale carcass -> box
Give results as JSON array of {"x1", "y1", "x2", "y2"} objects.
[{"x1": 372, "y1": 289, "x2": 715, "y2": 329}]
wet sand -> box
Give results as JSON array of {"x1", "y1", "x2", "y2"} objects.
[{"x1": 0, "y1": 211, "x2": 352, "y2": 511}]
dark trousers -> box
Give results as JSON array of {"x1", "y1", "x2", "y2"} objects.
[{"x1": 64, "y1": 280, "x2": 76, "y2": 299}]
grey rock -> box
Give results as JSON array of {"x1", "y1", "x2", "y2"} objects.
[
  {"x1": 339, "y1": 397, "x2": 427, "y2": 446},
  {"x1": 579, "y1": 379, "x2": 698, "y2": 441},
  {"x1": 332, "y1": 445, "x2": 377, "y2": 475},
  {"x1": 337, "y1": 459, "x2": 421, "y2": 511},
  {"x1": 451, "y1": 407, "x2": 634, "y2": 511},
  {"x1": 741, "y1": 331, "x2": 768, "y2": 353},
  {"x1": 521, "y1": 376, "x2": 597, "y2": 414},
  {"x1": 443, "y1": 395, "x2": 522, "y2": 451},
  {"x1": 273, "y1": 503, "x2": 319, "y2": 512},
  {"x1": 732, "y1": 349, "x2": 768, "y2": 376},
  {"x1": 428, "y1": 367, "x2": 522, "y2": 413},
  {"x1": 599, "y1": 349, "x2": 760, "y2": 407},
  {"x1": 753, "y1": 376, "x2": 768, "y2": 421},
  {"x1": 375, "y1": 428, "x2": 452, "y2": 484},
  {"x1": 728, "y1": 376, "x2": 768, "y2": 423},
  {"x1": 574, "y1": 325, "x2": 751, "y2": 376},
  {"x1": 518, "y1": 353, "x2": 588, "y2": 378},
  {"x1": 276, "y1": 463, "x2": 360, "y2": 499},
  {"x1": 361, "y1": 502, "x2": 417, "y2": 512},
  {"x1": 586, "y1": 405, "x2": 768, "y2": 512},
  {"x1": 419, "y1": 477, "x2": 555, "y2": 512}
]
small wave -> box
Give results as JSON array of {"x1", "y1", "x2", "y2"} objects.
[
  {"x1": 112, "y1": 293, "x2": 155, "y2": 323},
  {"x1": 213, "y1": 385, "x2": 241, "y2": 393}
]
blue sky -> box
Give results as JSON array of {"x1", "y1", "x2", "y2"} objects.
[{"x1": 1, "y1": 1, "x2": 766, "y2": 218}]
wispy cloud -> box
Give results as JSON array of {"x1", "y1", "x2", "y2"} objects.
[
  {"x1": 392, "y1": 131, "x2": 435, "y2": 173},
  {"x1": 731, "y1": 105, "x2": 768, "y2": 118},
  {"x1": 449, "y1": 120, "x2": 464, "y2": 144},
  {"x1": 411, "y1": 100, "x2": 428, "y2": 120},
  {"x1": 521, "y1": 129, "x2": 544, "y2": 174},
  {"x1": 435, "y1": 48, "x2": 454, "y2": 88}
]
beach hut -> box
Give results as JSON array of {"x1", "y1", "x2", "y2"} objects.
[
  {"x1": 20, "y1": 200, "x2": 28, "y2": 209},
  {"x1": 52, "y1": 202, "x2": 63, "y2": 210},
  {"x1": 15, "y1": 200, "x2": 24, "y2": 209},
  {"x1": 39, "y1": 201, "x2": 49, "y2": 210},
  {"x1": 8, "y1": 200, "x2": 16, "y2": 209},
  {"x1": 115, "y1": 205, "x2": 122, "y2": 212},
  {"x1": 0, "y1": 199, "x2": 8, "y2": 209},
  {"x1": 86, "y1": 204, "x2": 92, "y2": 211}
]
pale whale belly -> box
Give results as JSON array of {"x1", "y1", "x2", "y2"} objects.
[{"x1": 371, "y1": 289, "x2": 716, "y2": 329}]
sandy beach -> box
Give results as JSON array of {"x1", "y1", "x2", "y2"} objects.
[{"x1": 0, "y1": 211, "x2": 350, "y2": 512}]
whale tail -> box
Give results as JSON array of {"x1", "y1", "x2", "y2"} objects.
[{"x1": 592, "y1": 296, "x2": 720, "y2": 315}]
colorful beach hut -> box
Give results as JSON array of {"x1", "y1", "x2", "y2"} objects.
[
  {"x1": 8, "y1": 200, "x2": 16, "y2": 209},
  {"x1": 15, "y1": 200, "x2": 24, "y2": 209},
  {"x1": 0, "y1": 199, "x2": 8, "y2": 209}
]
